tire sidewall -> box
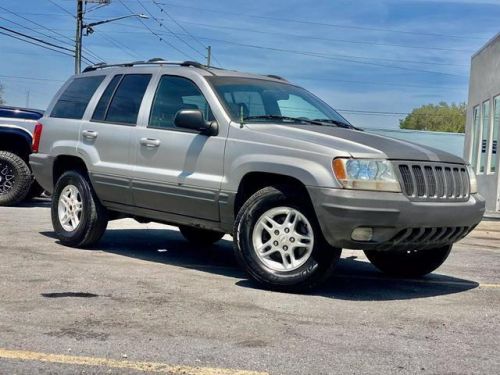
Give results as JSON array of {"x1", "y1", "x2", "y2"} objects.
[
  {"x1": 235, "y1": 187, "x2": 340, "y2": 289},
  {"x1": 0, "y1": 152, "x2": 32, "y2": 205},
  {"x1": 51, "y1": 171, "x2": 94, "y2": 244}
]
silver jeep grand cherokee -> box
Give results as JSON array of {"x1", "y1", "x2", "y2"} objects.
[{"x1": 30, "y1": 59, "x2": 485, "y2": 292}]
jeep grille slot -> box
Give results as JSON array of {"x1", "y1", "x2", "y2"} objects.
[{"x1": 397, "y1": 162, "x2": 469, "y2": 202}]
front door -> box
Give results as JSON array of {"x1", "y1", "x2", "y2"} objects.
[{"x1": 131, "y1": 75, "x2": 225, "y2": 221}]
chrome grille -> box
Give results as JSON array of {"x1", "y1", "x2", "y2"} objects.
[{"x1": 396, "y1": 162, "x2": 470, "y2": 202}]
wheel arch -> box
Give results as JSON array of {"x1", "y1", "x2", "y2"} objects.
[
  {"x1": 0, "y1": 127, "x2": 32, "y2": 162},
  {"x1": 52, "y1": 155, "x2": 89, "y2": 186}
]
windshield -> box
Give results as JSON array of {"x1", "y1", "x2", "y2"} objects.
[{"x1": 207, "y1": 77, "x2": 351, "y2": 126}]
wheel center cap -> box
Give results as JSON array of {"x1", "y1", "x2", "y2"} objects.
[{"x1": 279, "y1": 234, "x2": 287, "y2": 243}]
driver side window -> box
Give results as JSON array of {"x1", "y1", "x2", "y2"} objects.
[{"x1": 149, "y1": 75, "x2": 214, "y2": 129}]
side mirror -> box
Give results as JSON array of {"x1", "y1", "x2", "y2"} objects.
[{"x1": 174, "y1": 109, "x2": 217, "y2": 136}]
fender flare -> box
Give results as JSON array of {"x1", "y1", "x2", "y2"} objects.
[{"x1": 0, "y1": 125, "x2": 33, "y2": 154}]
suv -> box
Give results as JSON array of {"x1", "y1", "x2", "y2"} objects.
[
  {"x1": 30, "y1": 60, "x2": 485, "y2": 291},
  {"x1": 0, "y1": 105, "x2": 44, "y2": 205}
]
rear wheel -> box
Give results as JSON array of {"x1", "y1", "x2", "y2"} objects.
[
  {"x1": 51, "y1": 170, "x2": 108, "y2": 247},
  {"x1": 179, "y1": 225, "x2": 225, "y2": 245},
  {"x1": 0, "y1": 151, "x2": 32, "y2": 206},
  {"x1": 234, "y1": 186, "x2": 341, "y2": 292},
  {"x1": 364, "y1": 245, "x2": 452, "y2": 277}
]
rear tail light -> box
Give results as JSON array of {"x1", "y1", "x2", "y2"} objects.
[{"x1": 32, "y1": 122, "x2": 43, "y2": 153}]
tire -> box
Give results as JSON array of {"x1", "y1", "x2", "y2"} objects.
[
  {"x1": 234, "y1": 186, "x2": 342, "y2": 292},
  {"x1": 179, "y1": 225, "x2": 225, "y2": 245},
  {"x1": 364, "y1": 245, "x2": 452, "y2": 278},
  {"x1": 51, "y1": 170, "x2": 108, "y2": 248},
  {"x1": 0, "y1": 151, "x2": 32, "y2": 206}
]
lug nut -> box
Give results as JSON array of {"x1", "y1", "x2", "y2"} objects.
[
  {"x1": 284, "y1": 228, "x2": 289, "y2": 233},
  {"x1": 274, "y1": 230, "x2": 279, "y2": 235},
  {"x1": 290, "y1": 237, "x2": 295, "y2": 242},
  {"x1": 273, "y1": 241, "x2": 279, "y2": 246},
  {"x1": 283, "y1": 245, "x2": 288, "y2": 251}
]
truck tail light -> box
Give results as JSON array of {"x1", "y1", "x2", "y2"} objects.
[{"x1": 32, "y1": 122, "x2": 43, "y2": 153}]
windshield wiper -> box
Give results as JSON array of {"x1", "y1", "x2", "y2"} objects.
[
  {"x1": 242, "y1": 115, "x2": 324, "y2": 126},
  {"x1": 313, "y1": 119, "x2": 362, "y2": 130}
]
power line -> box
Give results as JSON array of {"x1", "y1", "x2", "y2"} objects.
[
  {"x1": 155, "y1": 1, "x2": 486, "y2": 41},
  {"x1": 151, "y1": 0, "x2": 222, "y2": 66},
  {"x1": 0, "y1": 75, "x2": 64, "y2": 82},
  {"x1": 175, "y1": 19, "x2": 473, "y2": 54},
  {"x1": 0, "y1": 5, "x2": 101, "y2": 63},
  {"x1": 47, "y1": 0, "x2": 74, "y2": 18},
  {"x1": 0, "y1": 26, "x2": 74, "y2": 53},
  {"x1": 117, "y1": 0, "x2": 193, "y2": 59},
  {"x1": 0, "y1": 30, "x2": 74, "y2": 58},
  {"x1": 135, "y1": 0, "x2": 204, "y2": 59}
]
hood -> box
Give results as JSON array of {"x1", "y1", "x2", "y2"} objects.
[{"x1": 247, "y1": 124, "x2": 465, "y2": 164}]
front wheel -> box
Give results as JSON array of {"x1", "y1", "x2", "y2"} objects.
[
  {"x1": 234, "y1": 186, "x2": 341, "y2": 292},
  {"x1": 51, "y1": 170, "x2": 108, "y2": 247},
  {"x1": 364, "y1": 245, "x2": 452, "y2": 278}
]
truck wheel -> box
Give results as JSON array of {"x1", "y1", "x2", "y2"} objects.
[
  {"x1": 234, "y1": 186, "x2": 341, "y2": 292},
  {"x1": 364, "y1": 245, "x2": 452, "y2": 278},
  {"x1": 179, "y1": 225, "x2": 225, "y2": 245},
  {"x1": 0, "y1": 151, "x2": 32, "y2": 206},
  {"x1": 51, "y1": 170, "x2": 108, "y2": 248}
]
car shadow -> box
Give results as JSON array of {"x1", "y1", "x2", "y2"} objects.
[
  {"x1": 40, "y1": 227, "x2": 479, "y2": 301},
  {"x1": 15, "y1": 197, "x2": 51, "y2": 208}
]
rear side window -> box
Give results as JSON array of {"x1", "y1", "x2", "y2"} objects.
[
  {"x1": 50, "y1": 76, "x2": 105, "y2": 119},
  {"x1": 104, "y1": 74, "x2": 151, "y2": 125},
  {"x1": 92, "y1": 74, "x2": 123, "y2": 121}
]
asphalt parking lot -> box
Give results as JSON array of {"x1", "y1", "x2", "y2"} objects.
[{"x1": 0, "y1": 199, "x2": 499, "y2": 374}]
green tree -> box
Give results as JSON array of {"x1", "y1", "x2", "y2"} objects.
[{"x1": 399, "y1": 102, "x2": 466, "y2": 133}]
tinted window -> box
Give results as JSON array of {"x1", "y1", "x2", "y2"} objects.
[
  {"x1": 149, "y1": 75, "x2": 214, "y2": 129},
  {"x1": 51, "y1": 76, "x2": 104, "y2": 119},
  {"x1": 0, "y1": 108, "x2": 43, "y2": 120},
  {"x1": 92, "y1": 74, "x2": 123, "y2": 121},
  {"x1": 105, "y1": 74, "x2": 151, "y2": 125}
]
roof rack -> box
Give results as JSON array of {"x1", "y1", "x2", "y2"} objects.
[
  {"x1": 82, "y1": 58, "x2": 217, "y2": 75},
  {"x1": 266, "y1": 74, "x2": 288, "y2": 82}
]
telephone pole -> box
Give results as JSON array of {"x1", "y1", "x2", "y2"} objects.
[
  {"x1": 206, "y1": 46, "x2": 211, "y2": 67},
  {"x1": 75, "y1": 0, "x2": 83, "y2": 74}
]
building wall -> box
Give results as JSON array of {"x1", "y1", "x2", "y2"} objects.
[{"x1": 465, "y1": 33, "x2": 500, "y2": 212}]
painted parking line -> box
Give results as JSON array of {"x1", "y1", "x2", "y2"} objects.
[{"x1": 0, "y1": 348, "x2": 268, "y2": 375}]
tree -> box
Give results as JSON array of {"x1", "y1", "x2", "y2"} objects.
[
  {"x1": 0, "y1": 83, "x2": 5, "y2": 105},
  {"x1": 399, "y1": 102, "x2": 466, "y2": 133}
]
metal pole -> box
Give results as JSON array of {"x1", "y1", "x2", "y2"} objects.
[
  {"x1": 75, "y1": 0, "x2": 83, "y2": 74},
  {"x1": 206, "y1": 45, "x2": 211, "y2": 67}
]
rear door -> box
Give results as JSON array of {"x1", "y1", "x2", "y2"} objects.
[
  {"x1": 131, "y1": 74, "x2": 225, "y2": 221},
  {"x1": 77, "y1": 73, "x2": 152, "y2": 208}
]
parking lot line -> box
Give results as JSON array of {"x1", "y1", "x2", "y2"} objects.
[{"x1": 0, "y1": 348, "x2": 268, "y2": 375}]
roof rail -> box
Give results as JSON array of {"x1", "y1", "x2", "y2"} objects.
[
  {"x1": 82, "y1": 59, "x2": 217, "y2": 75},
  {"x1": 266, "y1": 74, "x2": 288, "y2": 82}
]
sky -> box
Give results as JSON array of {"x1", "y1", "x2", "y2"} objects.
[{"x1": 1, "y1": 0, "x2": 500, "y2": 129}]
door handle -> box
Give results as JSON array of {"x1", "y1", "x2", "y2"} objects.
[
  {"x1": 82, "y1": 130, "x2": 98, "y2": 139},
  {"x1": 140, "y1": 138, "x2": 161, "y2": 148}
]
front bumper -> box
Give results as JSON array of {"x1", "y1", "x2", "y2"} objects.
[{"x1": 307, "y1": 186, "x2": 485, "y2": 251}]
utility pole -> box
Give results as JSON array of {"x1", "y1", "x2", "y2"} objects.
[
  {"x1": 75, "y1": 0, "x2": 83, "y2": 74},
  {"x1": 206, "y1": 46, "x2": 211, "y2": 67}
]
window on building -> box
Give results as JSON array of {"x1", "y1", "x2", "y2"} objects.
[
  {"x1": 471, "y1": 105, "x2": 480, "y2": 172},
  {"x1": 479, "y1": 100, "x2": 490, "y2": 173},
  {"x1": 492, "y1": 96, "x2": 500, "y2": 173},
  {"x1": 149, "y1": 75, "x2": 213, "y2": 129},
  {"x1": 50, "y1": 76, "x2": 105, "y2": 119},
  {"x1": 105, "y1": 74, "x2": 151, "y2": 125}
]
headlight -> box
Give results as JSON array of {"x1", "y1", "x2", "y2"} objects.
[
  {"x1": 332, "y1": 158, "x2": 401, "y2": 192},
  {"x1": 467, "y1": 165, "x2": 478, "y2": 194}
]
